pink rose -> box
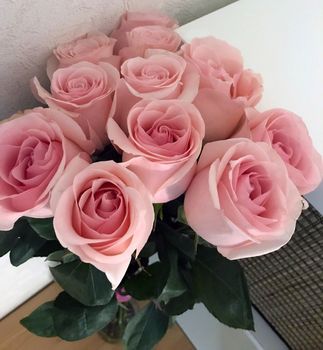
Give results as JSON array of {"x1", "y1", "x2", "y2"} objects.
[
  {"x1": 181, "y1": 37, "x2": 262, "y2": 142},
  {"x1": 47, "y1": 31, "x2": 117, "y2": 78},
  {"x1": 110, "y1": 52, "x2": 199, "y2": 135},
  {"x1": 0, "y1": 107, "x2": 90, "y2": 230},
  {"x1": 184, "y1": 139, "x2": 303, "y2": 259},
  {"x1": 32, "y1": 61, "x2": 120, "y2": 151},
  {"x1": 246, "y1": 108, "x2": 323, "y2": 194},
  {"x1": 53, "y1": 161, "x2": 154, "y2": 289},
  {"x1": 121, "y1": 51, "x2": 199, "y2": 101},
  {"x1": 111, "y1": 11, "x2": 178, "y2": 53},
  {"x1": 107, "y1": 99, "x2": 205, "y2": 202},
  {"x1": 119, "y1": 26, "x2": 182, "y2": 62}
]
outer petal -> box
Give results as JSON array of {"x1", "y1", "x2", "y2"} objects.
[
  {"x1": 50, "y1": 154, "x2": 91, "y2": 212},
  {"x1": 218, "y1": 179, "x2": 302, "y2": 260},
  {"x1": 0, "y1": 199, "x2": 52, "y2": 231},
  {"x1": 193, "y1": 88, "x2": 245, "y2": 142},
  {"x1": 124, "y1": 155, "x2": 196, "y2": 203}
]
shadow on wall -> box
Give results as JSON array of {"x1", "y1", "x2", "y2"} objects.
[{"x1": 0, "y1": 0, "x2": 235, "y2": 120}]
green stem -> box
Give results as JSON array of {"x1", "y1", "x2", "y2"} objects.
[{"x1": 194, "y1": 233, "x2": 199, "y2": 254}]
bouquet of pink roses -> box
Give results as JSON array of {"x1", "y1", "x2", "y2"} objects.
[{"x1": 0, "y1": 11, "x2": 322, "y2": 349}]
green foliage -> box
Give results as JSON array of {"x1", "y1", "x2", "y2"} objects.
[
  {"x1": 158, "y1": 247, "x2": 187, "y2": 304},
  {"x1": 176, "y1": 205, "x2": 188, "y2": 225},
  {"x1": 9, "y1": 223, "x2": 47, "y2": 266},
  {"x1": 10, "y1": 193, "x2": 254, "y2": 345},
  {"x1": 0, "y1": 217, "x2": 62, "y2": 265},
  {"x1": 20, "y1": 302, "x2": 57, "y2": 337},
  {"x1": 0, "y1": 219, "x2": 24, "y2": 257},
  {"x1": 47, "y1": 249, "x2": 78, "y2": 264},
  {"x1": 155, "y1": 220, "x2": 195, "y2": 260},
  {"x1": 50, "y1": 260, "x2": 114, "y2": 306},
  {"x1": 162, "y1": 290, "x2": 195, "y2": 316},
  {"x1": 26, "y1": 217, "x2": 56, "y2": 240},
  {"x1": 138, "y1": 241, "x2": 157, "y2": 258},
  {"x1": 53, "y1": 292, "x2": 118, "y2": 341},
  {"x1": 192, "y1": 245, "x2": 254, "y2": 330},
  {"x1": 124, "y1": 262, "x2": 168, "y2": 301},
  {"x1": 21, "y1": 292, "x2": 118, "y2": 341},
  {"x1": 123, "y1": 302, "x2": 169, "y2": 350}
]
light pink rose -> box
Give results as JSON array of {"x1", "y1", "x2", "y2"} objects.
[
  {"x1": 111, "y1": 11, "x2": 178, "y2": 53},
  {"x1": 47, "y1": 31, "x2": 118, "y2": 78},
  {"x1": 246, "y1": 108, "x2": 323, "y2": 194},
  {"x1": 53, "y1": 161, "x2": 154, "y2": 289},
  {"x1": 119, "y1": 26, "x2": 182, "y2": 62},
  {"x1": 0, "y1": 107, "x2": 91, "y2": 230},
  {"x1": 121, "y1": 51, "x2": 199, "y2": 101},
  {"x1": 107, "y1": 99, "x2": 205, "y2": 203},
  {"x1": 32, "y1": 61, "x2": 120, "y2": 151},
  {"x1": 110, "y1": 52, "x2": 199, "y2": 136},
  {"x1": 184, "y1": 138, "x2": 303, "y2": 259},
  {"x1": 181, "y1": 37, "x2": 262, "y2": 142}
]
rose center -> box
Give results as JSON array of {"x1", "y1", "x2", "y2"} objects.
[
  {"x1": 17, "y1": 137, "x2": 50, "y2": 178},
  {"x1": 149, "y1": 124, "x2": 178, "y2": 145},
  {"x1": 141, "y1": 65, "x2": 169, "y2": 81},
  {"x1": 66, "y1": 77, "x2": 91, "y2": 94},
  {"x1": 98, "y1": 190, "x2": 121, "y2": 212}
]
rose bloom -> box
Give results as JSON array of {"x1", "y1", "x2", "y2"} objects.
[
  {"x1": 111, "y1": 11, "x2": 178, "y2": 53},
  {"x1": 184, "y1": 139, "x2": 303, "y2": 259},
  {"x1": 181, "y1": 37, "x2": 262, "y2": 142},
  {"x1": 113, "y1": 51, "x2": 199, "y2": 122},
  {"x1": 119, "y1": 25, "x2": 182, "y2": 62},
  {"x1": 32, "y1": 61, "x2": 120, "y2": 151},
  {"x1": 47, "y1": 31, "x2": 117, "y2": 78},
  {"x1": 53, "y1": 161, "x2": 154, "y2": 289},
  {"x1": 246, "y1": 108, "x2": 323, "y2": 194},
  {"x1": 121, "y1": 51, "x2": 199, "y2": 101},
  {"x1": 107, "y1": 99, "x2": 205, "y2": 202},
  {"x1": 0, "y1": 107, "x2": 91, "y2": 231}
]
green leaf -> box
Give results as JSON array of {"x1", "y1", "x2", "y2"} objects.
[
  {"x1": 47, "y1": 249, "x2": 78, "y2": 264},
  {"x1": 33, "y1": 241, "x2": 64, "y2": 257},
  {"x1": 154, "y1": 203, "x2": 164, "y2": 220},
  {"x1": 162, "y1": 195, "x2": 184, "y2": 219},
  {"x1": 0, "y1": 218, "x2": 31, "y2": 257},
  {"x1": 9, "y1": 224, "x2": 47, "y2": 266},
  {"x1": 155, "y1": 221, "x2": 195, "y2": 260},
  {"x1": 26, "y1": 217, "x2": 56, "y2": 240},
  {"x1": 176, "y1": 205, "x2": 188, "y2": 225},
  {"x1": 159, "y1": 248, "x2": 187, "y2": 304},
  {"x1": 0, "y1": 228, "x2": 20, "y2": 257},
  {"x1": 53, "y1": 292, "x2": 118, "y2": 341},
  {"x1": 123, "y1": 302, "x2": 169, "y2": 350},
  {"x1": 138, "y1": 241, "x2": 157, "y2": 258},
  {"x1": 192, "y1": 245, "x2": 254, "y2": 330},
  {"x1": 124, "y1": 262, "x2": 168, "y2": 300},
  {"x1": 50, "y1": 260, "x2": 114, "y2": 306},
  {"x1": 20, "y1": 301, "x2": 57, "y2": 337},
  {"x1": 162, "y1": 290, "x2": 195, "y2": 316}
]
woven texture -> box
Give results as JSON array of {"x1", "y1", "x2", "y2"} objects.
[{"x1": 240, "y1": 204, "x2": 323, "y2": 350}]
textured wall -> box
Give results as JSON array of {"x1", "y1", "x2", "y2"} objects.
[{"x1": 0, "y1": 0, "x2": 234, "y2": 119}]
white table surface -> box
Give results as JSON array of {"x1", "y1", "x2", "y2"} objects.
[{"x1": 1, "y1": 1, "x2": 321, "y2": 349}]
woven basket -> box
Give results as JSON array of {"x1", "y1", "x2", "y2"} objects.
[{"x1": 240, "y1": 204, "x2": 323, "y2": 350}]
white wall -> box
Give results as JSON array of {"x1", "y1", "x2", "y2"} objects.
[{"x1": 0, "y1": 0, "x2": 234, "y2": 119}]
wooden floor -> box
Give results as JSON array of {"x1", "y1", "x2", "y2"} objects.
[{"x1": 0, "y1": 283, "x2": 195, "y2": 350}]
